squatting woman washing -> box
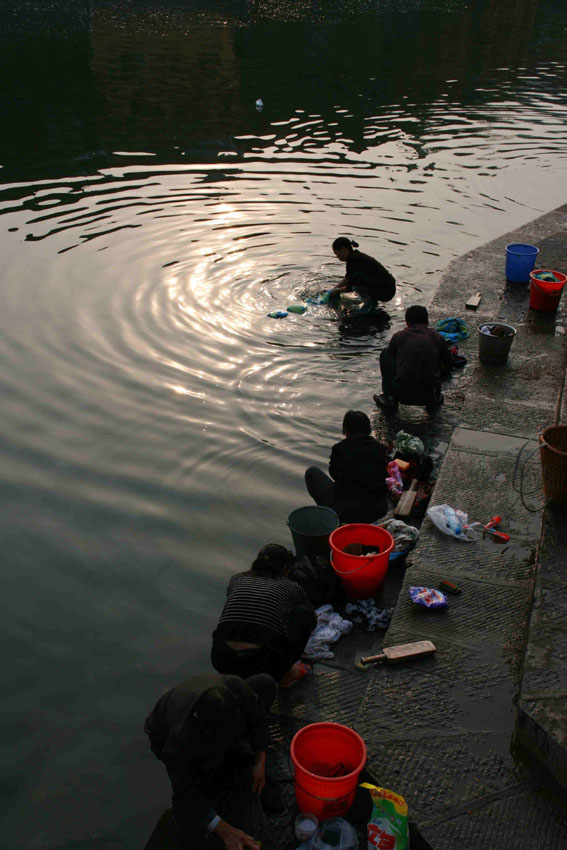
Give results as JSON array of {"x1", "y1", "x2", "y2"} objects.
[
  {"x1": 211, "y1": 544, "x2": 316, "y2": 689},
  {"x1": 330, "y1": 236, "x2": 396, "y2": 313}
]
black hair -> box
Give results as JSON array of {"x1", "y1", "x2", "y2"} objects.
[
  {"x1": 405, "y1": 305, "x2": 429, "y2": 326},
  {"x1": 249, "y1": 543, "x2": 293, "y2": 577},
  {"x1": 193, "y1": 686, "x2": 238, "y2": 737},
  {"x1": 332, "y1": 237, "x2": 359, "y2": 252},
  {"x1": 342, "y1": 409, "x2": 371, "y2": 437}
]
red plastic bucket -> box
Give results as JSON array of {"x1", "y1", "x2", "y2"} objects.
[
  {"x1": 529, "y1": 269, "x2": 567, "y2": 312},
  {"x1": 290, "y1": 722, "x2": 367, "y2": 821},
  {"x1": 329, "y1": 524, "x2": 394, "y2": 600}
]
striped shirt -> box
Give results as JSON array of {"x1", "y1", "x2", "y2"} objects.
[{"x1": 217, "y1": 573, "x2": 309, "y2": 638}]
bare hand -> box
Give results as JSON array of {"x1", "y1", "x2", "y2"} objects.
[{"x1": 215, "y1": 819, "x2": 260, "y2": 850}]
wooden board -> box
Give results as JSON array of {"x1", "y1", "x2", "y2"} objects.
[
  {"x1": 358, "y1": 640, "x2": 437, "y2": 667},
  {"x1": 394, "y1": 479, "x2": 418, "y2": 517},
  {"x1": 382, "y1": 640, "x2": 436, "y2": 662},
  {"x1": 465, "y1": 291, "x2": 482, "y2": 310}
]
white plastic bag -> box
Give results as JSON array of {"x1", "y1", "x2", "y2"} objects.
[
  {"x1": 308, "y1": 818, "x2": 358, "y2": 850},
  {"x1": 427, "y1": 504, "x2": 477, "y2": 541}
]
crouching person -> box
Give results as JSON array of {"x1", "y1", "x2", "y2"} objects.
[
  {"x1": 144, "y1": 673, "x2": 276, "y2": 850},
  {"x1": 374, "y1": 305, "x2": 452, "y2": 411},
  {"x1": 211, "y1": 544, "x2": 316, "y2": 689},
  {"x1": 305, "y1": 410, "x2": 388, "y2": 524}
]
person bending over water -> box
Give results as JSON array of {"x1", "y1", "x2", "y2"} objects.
[
  {"x1": 305, "y1": 410, "x2": 388, "y2": 524},
  {"x1": 211, "y1": 544, "x2": 316, "y2": 688},
  {"x1": 145, "y1": 673, "x2": 275, "y2": 850},
  {"x1": 330, "y1": 237, "x2": 396, "y2": 313}
]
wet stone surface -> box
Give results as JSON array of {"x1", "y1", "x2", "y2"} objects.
[
  {"x1": 422, "y1": 782, "x2": 567, "y2": 850},
  {"x1": 516, "y1": 502, "x2": 567, "y2": 789},
  {"x1": 459, "y1": 397, "x2": 555, "y2": 438},
  {"x1": 264, "y1": 205, "x2": 567, "y2": 849}
]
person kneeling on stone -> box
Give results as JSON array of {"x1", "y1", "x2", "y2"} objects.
[
  {"x1": 374, "y1": 305, "x2": 452, "y2": 411},
  {"x1": 305, "y1": 409, "x2": 388, "y2": 524},
  {"x1": 211, "y1": 544, "x2": 316, "y2": 689},
  {"x1": 144, "y1": 672, "x2": 276, "y2": 850}
]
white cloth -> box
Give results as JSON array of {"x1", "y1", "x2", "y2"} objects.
[{"x1": 302, "y1": 605, "x2": 352, "y2": 661}]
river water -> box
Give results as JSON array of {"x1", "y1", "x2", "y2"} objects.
[{"x1": 1, "y1": 0, "x2": 567, "y2": 847}]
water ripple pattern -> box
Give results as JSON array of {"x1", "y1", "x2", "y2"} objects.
[{"x1": 1, "y1": 4, "x2": 567, "y2": 845}]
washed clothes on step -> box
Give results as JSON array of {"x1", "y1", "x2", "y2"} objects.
[
  {"x1": 302, "y1": 604, "x2": 353, "y2": 661},
  {"x1": 344, "y1": 599, "x2": 392, "y2": 631},
  {"x1": 380, "y1": 323, "x2": 451, "y2": 403},
  {"x1": 345, "y1": 249, "x2": 396, "y2": 303},
  {"x1": 211, "y1": 573, "x2": 316, "y2": 680},
  {"x1": 378, "y1": 518, "x2": 420, "y2": 552},
  {"x1": 305, "y1": 434, "x2": 388, "y2": 524},
  {"x1": 144, "y1": 673, "x2": 275, "y2": 848}
]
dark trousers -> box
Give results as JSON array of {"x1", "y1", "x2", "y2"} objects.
[
  {"x1": 379, "y1": 348, "x2": 441, "y2": 404},
  {"x1": 351, "y1": 271, "x2": 395, "y2": 304},
  {"x1": 211, "y1": 608, "x2": 314, "y2": 681},
  {"x1": 305, "y1": 465, "x2": 387, "y2": 524}
]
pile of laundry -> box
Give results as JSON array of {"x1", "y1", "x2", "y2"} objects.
[
  {"x1": 378, "y1": 518, "x2": 420, "y2": 552},
  {"x1": 302, "y1": 605, "x2": 352, "y2": 661},
  {"x1": 393, "y1": 430, "x2": 425, "y2": 458},
  {"x1": 344, "y1": 599, "x2": 392, "y2": 632},
  {"x1": 435, "y1": 317, "x2": 469, "y2": 342}
]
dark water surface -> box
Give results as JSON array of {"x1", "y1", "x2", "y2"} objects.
[{"x1": 1, "y1": 0, "x2": 567, "y2": 846}]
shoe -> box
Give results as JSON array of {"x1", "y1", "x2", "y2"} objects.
[
  {"x1": 278, "y1": 661, "x2": 312, "y2": 689},
  {"x1": 452, "y1": 355, "x2": 467, "y2": 367},
  {"x1": 373, "y1": 393, "x2": 398, "y2": 410}
]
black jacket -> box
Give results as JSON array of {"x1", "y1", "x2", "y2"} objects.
[
  {"x1": 388, "y1": 324, "x2": 451, "y2": 393},
  {"x1": 144, "y1": 674, "x2": 268, "y2": 835},
  {"x1": 346, "y1": 250, "x2": 396, "y2": 301},
  {"x1": 329, "y1": 434, "x2": 388, "y2": 521}
]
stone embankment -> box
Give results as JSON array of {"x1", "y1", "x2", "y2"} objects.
[{"x1": 270, "y1": 204, "x2": 567, "y2": 849}]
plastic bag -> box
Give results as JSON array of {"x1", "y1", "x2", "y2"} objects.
[
  {"x1": 385, "y1": 461, "x2": 403, "y2": 497},
  {"x1": 409, "y1": 586, "x2": 447, "y2": 609},
  {"x1": 427, "y1": 504, "x2": 477, "y2": 541},
  {"x1": 307, "y1": 817, "x2": 358, "y2": 850},
  {"x1": 361, "y1": 783, "x2": 409, "y2": 850}
]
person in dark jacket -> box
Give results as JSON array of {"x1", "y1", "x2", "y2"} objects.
[
  {"x1": 144, "y1": 672, "x2": 276, "y2": 850},
  {"x1": 305, "y1": 410, "x2": 388, "y2": 523},
  {"x1": 374, "y1": 305, "x2": 452, "y2": 411},
  {"x1": 330, "y1": 236, "x2": 396, "y2": 313},
  {"x1": 211, "y1": 544, "x2": 316, "y2": 688}
]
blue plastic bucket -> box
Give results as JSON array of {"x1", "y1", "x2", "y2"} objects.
[
  {"x1": 505, "y1": 244, "x2": 539, "y2": 283},
  {"x1": 389, "y1": 549, "x2": 410, "y2": 564}
]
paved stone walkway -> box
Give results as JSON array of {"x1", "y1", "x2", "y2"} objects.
[{"x1": 267, "y1": 204, "x2": 567, "y2": 849}]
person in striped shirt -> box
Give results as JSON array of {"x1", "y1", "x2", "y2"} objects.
[{"x1": 211, "y1": 544, "x2": 316, "y2": 688}]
